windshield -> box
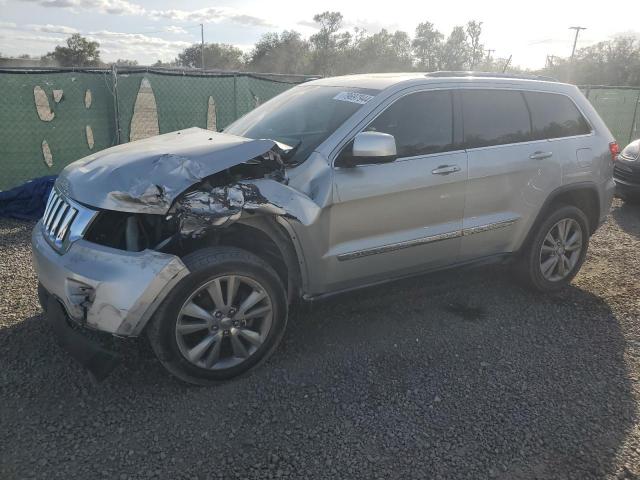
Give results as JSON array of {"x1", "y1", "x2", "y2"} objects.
[{"x1": 224, "y1": 85, "x2": 380, "y2": 164}]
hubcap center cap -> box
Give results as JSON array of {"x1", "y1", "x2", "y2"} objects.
[{"x1": 220, "y1": 317, "x2": 233, "y2": 329}]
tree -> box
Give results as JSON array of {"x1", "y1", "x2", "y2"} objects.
[
  {"x1": 538, "y1": 36, "x2": 640, "y2": 85},
  {"x1": 246, "y1": 31, "x2": 311, "y2": 74},
  {"x1": 112, "y1": 58, "x2": 138, "y2": 66},
  {"x1": 152, "y1": 59, "x2": 178, "y2": 67},
  {"x1": 349, "y1": 29, "x2": 413, "y2": 73},
  {"x1": 309, "y1": 11, "x2": 346, "y2": 75},
  {"x1": 466, "y1": 21, "x2": 483, "y2": 69},
  {"x1": 44, "y1": 34, "x2": 101, "y2": 67},
  {"x1": 412, "y1": 22, "x2": 443, "y2": 71},
  {"x1": 176, "y1": 43, "x2": 244, "y2": 70},
  {"x1": 440, "y1": 26, "x2": 469, "y2": 70}
]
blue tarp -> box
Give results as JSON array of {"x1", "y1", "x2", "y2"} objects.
[{"x1": 0, "y1": 176, "x2": 56, "y2": 220}]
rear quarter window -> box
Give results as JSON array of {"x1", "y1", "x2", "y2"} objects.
[
  {"x1": 461, "y1": 90, "x2": 532, "y2": 148},
  {"x1": 524, "y1": 91, "x2": 591, "y2": 140}
]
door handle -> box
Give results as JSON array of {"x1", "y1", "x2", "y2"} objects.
[
  {"x1": 431, "y1": 165, "x2": 461, "y2": 175},
  {"x1": 529, "y1": 151, "x2": 553, "y2": 160}
]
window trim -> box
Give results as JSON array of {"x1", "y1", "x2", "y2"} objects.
[
  {"x1": 459, "y1": 87, "x2": 594, "y2": 152},
  {"x1": 329, "y1": 85, "x2": 595, "y2": 165},
  {"x1": 522, "y1": 90, "x2": 594, "y2": 143},
  {"x1": 459, "y1": 88, "x2": 533, "y2": 150},
  {"x1": 331, "y1": 87, "x2": 461, "y2": 168}
]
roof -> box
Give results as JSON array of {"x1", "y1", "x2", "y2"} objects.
[{"x1": 307, "y1": 71, "x2": 564, "y2": 91}]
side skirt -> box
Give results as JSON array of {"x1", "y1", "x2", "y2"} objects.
[{"x1": 302, "y1": 252, "x2": 513, "y2": 302}]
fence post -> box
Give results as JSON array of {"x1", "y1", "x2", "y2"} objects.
[
  {"x1": 111, "y1": 64, "x2": 121, "y2": 145},
  {"x1": 629, "y1": 89, "x2": 640, "y2": 145},
  {"x1": 233, "y1": 73, "x2": 238, "y2": 120}
]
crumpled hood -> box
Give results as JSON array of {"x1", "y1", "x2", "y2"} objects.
[{"x1": 56, "y1": 127, "x2": 279, "y2": 214}]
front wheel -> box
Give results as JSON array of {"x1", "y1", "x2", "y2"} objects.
[
  {"x1": 147, "y1": 247, "x2": 288, "y2": 385},
  {"x1": 517, "y1": 205, "x2": 590, "y2": 292}
]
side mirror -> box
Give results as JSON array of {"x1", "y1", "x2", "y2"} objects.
[
  {"x1": 336, "y1": 132, "x2": 397, "y2": 168},
  {"x1": 352, "y1": 131, "x2": 397, "y2": 163}
]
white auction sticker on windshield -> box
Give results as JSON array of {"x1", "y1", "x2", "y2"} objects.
[{"x1": 333, "y1": 91, "x2": 374, "y2": 104}]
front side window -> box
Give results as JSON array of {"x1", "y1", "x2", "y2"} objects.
[
  {"x1": 462, "y1": 90, "x2": 531, "y2": 148},
  {"x1": 365, "y1": 90, "x2": 454, "y2": 157},
  {"x1": 524, "y1": 91, "x2": 591, "y2": 140}
]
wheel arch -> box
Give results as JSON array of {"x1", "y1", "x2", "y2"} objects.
[
  {"x1": 188, "y1": 216, "x2": 304, "y2": 305},
  {"x1": 521, "y1": 182, "x2": 600, "y2": 252}
]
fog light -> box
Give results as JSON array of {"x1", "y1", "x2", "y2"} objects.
[{"x1": 65, "y1": 279, "x2": 95, "y2": 308}]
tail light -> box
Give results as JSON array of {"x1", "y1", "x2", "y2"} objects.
[{"x1": 609, "y1": 141, "x2": 620, "y2": 161}]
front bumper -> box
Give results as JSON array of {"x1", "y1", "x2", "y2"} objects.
[
  {"x1": 31, "y1": 221, "x2": 189, "y2": 336},
  {"x1": 41, "y1": 290, "x2": 121, "y2": 381},
  {"x1": 614, "y1": 177, "x2": 640, "y2": 195},
  {"x1": 613, "y1": 162, "x2": 640, "y2": 196}
]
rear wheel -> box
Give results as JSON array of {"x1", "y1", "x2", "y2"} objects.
[
  {"x1": 517, "y1": 205, "x2": 590, "y2": 292},
  {"x1": 147, "y1": 247, "x2": 287, "y2": 385}
]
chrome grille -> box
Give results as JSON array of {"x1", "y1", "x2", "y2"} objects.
[{"x1": 41, "y1": 188, "x2": 97, "y2": 253}]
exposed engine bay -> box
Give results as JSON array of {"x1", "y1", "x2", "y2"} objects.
[{"x1": 61, "y1": 128, "x2": 314, "y2": 255}]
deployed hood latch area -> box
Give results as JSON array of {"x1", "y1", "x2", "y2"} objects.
[{"x1": 171, "y1": 183, "x2": 289, "y2": 237}]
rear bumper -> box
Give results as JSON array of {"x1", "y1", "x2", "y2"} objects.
[
  {"x1": 601, "y1": 177, "x2": 616, "y2": 226},
  {"x1": 31, "y1": 221, "x2": 189, "y2": 336}
]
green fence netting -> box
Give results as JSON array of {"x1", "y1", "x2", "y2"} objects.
[
  {"x1": 0, "y1": 70, "x2": 638, "y2": 192},
  {"x1": 581, "y1": 86, "x2": 640, "y2": 146},
  {"x1": 0, "y1": 71, "x2": 116, "y2": 190},
  {"x1": 0, "y1": 68, "x2": 308, "y2": 191}
]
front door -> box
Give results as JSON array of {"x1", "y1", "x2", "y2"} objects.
[{"x1": 324, "y1": 89, "x2": 468, "y2": 292}]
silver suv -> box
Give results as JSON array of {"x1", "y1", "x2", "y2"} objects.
[{"x1": 32, "y1": 72, "x2": 617, "y2": 384}]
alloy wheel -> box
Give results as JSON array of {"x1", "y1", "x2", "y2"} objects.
[
  {"x1": 175, "y1": 275, "x2": 273, "y2": 370},
  {"x1": 539, "y1": 218, "x2": 583, "y2": 282}
]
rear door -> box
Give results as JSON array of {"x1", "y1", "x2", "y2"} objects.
[
  {"x1": 460, "y1": 88, "x2": 562, "y2": 260},
  {"x1": 523, "y1": 90, "x2": 595, "y2": 186}
]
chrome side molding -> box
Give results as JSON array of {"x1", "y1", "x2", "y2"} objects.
[{"x1": 337, "y1": 218, "x2": 519, "y2": 261}]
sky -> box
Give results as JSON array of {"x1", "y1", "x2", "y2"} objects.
[{"x1": 0, "y1": 0, "x2": 638, "y2": 69}]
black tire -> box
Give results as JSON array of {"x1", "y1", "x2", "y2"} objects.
[
  {"x1": 146, "y1": 247, "x2": 288, "y2": 385},
  {"x1": 517, "y1": 204, "x2": 590, "y2": 292}
]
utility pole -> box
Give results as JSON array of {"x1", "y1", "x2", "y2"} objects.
[
  {"x1": 568, "y1": 26, "x2": 586, "y2": 83},
  {"x1": 569, "y1": 26, "x2": 586, "y2": 59},
  {"x1": 200, "y1": 23, "x2": 205, "y2": 71},
  {"x1": 502, "y1": 54, "x2": 512, "y2": 73},
  {"x1": 545, "y1": 54, "x2": 557, "y2": 68},
  {"x1": 486, "y1": 49, "x2": 495, "y2": 61}
]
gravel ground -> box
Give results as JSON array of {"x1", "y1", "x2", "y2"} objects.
[{"x1": 1, "y1": 199, "x2": 639, "y2": 480}]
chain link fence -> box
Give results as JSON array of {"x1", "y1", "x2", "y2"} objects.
[
  {"x1": 580, "y1": 86, "x2": 640, "y2": 147},
  {"x1": 0, "y1": 69, "x2": 638, "y2": 192},
  {"x1": 0, "y1": 67, "x2": 315, "y2": 191}
]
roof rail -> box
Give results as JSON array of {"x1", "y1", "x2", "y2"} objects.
[{"x1": 425, "y1": 71, "x2": 559, "y2": 82}]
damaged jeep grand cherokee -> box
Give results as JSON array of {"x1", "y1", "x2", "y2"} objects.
[{"x1": 32, "y1": 73, "x2": 616, "y2": 384}]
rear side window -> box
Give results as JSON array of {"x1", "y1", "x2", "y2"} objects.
[
  {"x1": 524, "y1": 91, "x2": 591, "y2": 139},
  {"x1": 462, "y1": 90, "x2": 531, "y2": 148},
  {"x1": 366, "y1": 90, "x2": 454, "y2": 157}
]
